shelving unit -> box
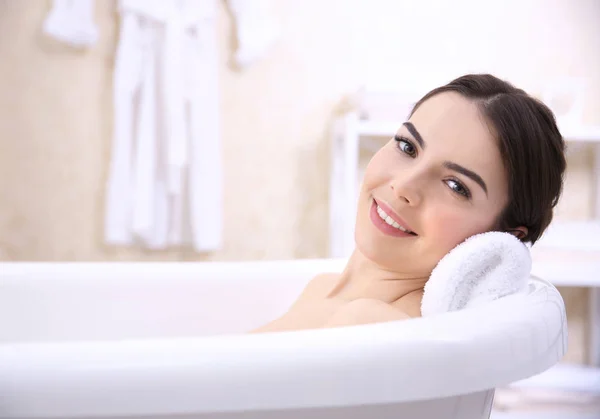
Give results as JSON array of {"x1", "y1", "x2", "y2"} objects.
[
  {"x1": 328, "y1": 110, "x2": 600, "y2": 379},
  {"x1": 355, "y1": 119, "x2": 600, "y2": 143}
]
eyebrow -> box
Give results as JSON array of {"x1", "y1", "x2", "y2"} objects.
[
  {"x1": 402, "y1": 122, "x2": 425, "y2": 149},
  {"x1": 402, "y1": 121, "x2": 488, "y2": 196},
  {"x1": 444, "y1": 161, "x2": 488, "y2": 195}
]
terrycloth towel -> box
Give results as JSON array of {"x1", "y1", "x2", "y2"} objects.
[
  {"x1": 43, "y1": 0, "x2": 99, "y2": 48},
  {"x1": 421, "y1": 232, "x2": 531, "y2": 316}
]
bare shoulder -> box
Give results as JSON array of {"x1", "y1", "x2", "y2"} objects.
[
  {"x1": 325, "y1": 298, "x2": 412, "y2": 329},
  {"x1": 248, "y1": 273, "x2": 339, "y2": 334},
  {"x1": 395, "y1": 289, "x2": 424, "y2": 318},
  {"x1": 297, "y1": 273, "x2": 340, "y2": 299}
]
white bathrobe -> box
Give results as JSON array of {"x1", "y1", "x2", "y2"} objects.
[
  {"x1": 102, "y1": 0, "x2": 223, "y2": 251},
  {"x1": 44, "y1": 0, "x2": 279, "y2": 252}
]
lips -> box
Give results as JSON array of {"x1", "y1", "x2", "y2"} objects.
[
  {"x1": 373, "y1": 198, "x2": 416, "y2": 235},
  {"x1": 369, "y1": 198, "x2": 418, "y2": 238}
]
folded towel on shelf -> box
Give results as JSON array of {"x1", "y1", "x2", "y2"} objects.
[{"x1": 421, "y1": 232, "x2": 531, "y2": 316}]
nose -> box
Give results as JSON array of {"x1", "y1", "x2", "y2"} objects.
[{"x1": 390, "y1": 172, "x2": 423, "y2": 207}]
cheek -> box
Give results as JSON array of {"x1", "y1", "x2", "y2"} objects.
[
  {"x1": 424, "y1": 208, "x2": 495, "y2": 250},
  {"x1": 362, "y1": 146, "x2": 395, "y2": 189}
]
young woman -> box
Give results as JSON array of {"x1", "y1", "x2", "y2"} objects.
[{"x1": 252, "y1": 74, "x2": 566, "y2": 333}]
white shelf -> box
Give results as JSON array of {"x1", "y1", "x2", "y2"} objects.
[
  {"x1": 536, "y1": 220, "x2": 600, "y2": 252},
  {"x1": 560, "y1": 125, "x2": 600, "y2": 143},
  {"x1": 510, "y1": 363, "x2": 600, "y2": 393},
  {"x1": 355, "y1": 119, "x2": 600, "y2": 143},
  {"x1": 531, "y1": 257, "x2": 600, "y2": 288},
  {"x1": 531, "y1": 221, "x2": 600, "y2": 288},
  {"x1": 492, "y1": 364, "x2": 600, "y2": 418},
  {"x1": 356, "y1": 120, "x2": 400, "y2": 137}
]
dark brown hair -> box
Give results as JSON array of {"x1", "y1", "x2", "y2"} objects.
[{"x1": 410, "y1": 74, "x2": 566, "y2": 244}]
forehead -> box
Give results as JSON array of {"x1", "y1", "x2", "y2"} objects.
[
  {"x1": 407, "y1": 92, "x2": 508, "y2": 197},
  {"x1": 410, "y1": 92, "x2": 493, "y2": 149},
  {"x1": 410, "y1": 92, "x2": 504, "y2": 164}
]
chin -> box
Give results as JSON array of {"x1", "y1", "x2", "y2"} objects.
[
  {"x1": 355, "y1": 226, "x2": 441, "y2": 278},
  {"x1": 354, "y1": 226, "x2": 407, "y2": 269}
]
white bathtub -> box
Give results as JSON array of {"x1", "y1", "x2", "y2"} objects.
[{"x1": 0, "y1": 259, "x2": 567, "y2": 419}]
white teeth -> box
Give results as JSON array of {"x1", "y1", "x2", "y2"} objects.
[{"x1": 376, "y1": 204, "x2": 413, "y2": 234}]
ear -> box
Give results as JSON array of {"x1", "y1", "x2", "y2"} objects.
[{"x1": 507, "y1": 227, "x2": 528, "y2": 241}]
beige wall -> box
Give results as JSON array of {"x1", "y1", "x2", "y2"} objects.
[{"x1": 0, "y1": 1, "x2": 598, "y2": 363}]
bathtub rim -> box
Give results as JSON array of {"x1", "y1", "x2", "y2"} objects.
[{"x1": 0, "y1": 261, "x2": 567, "y2": 418}]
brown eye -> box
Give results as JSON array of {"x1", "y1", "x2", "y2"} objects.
[
  {"x1": 395, "y1": 136, "x2": 417, "y2": 157},
  {"x1": 445, "y1": 179, "x2": 471, "y2": 199}
]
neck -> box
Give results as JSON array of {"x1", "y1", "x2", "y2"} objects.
[{"x1": 329, "y1": 249, "x2": 428, "y2": 304}]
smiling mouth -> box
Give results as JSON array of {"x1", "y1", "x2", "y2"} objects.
[{"x1": 374, "y1": 201, "x2": 417, "y2": 235}]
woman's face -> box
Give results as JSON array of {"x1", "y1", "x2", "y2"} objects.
[{"x1": 355, "y1": 92, "x2": 510, "y2": 277}]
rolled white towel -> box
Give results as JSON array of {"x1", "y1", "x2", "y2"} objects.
[{"x1": 421, "y1": 232, "x2": 531, "y2": 316}]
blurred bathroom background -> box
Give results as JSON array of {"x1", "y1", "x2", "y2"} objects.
[{"x1": 0, "y1": 0, "x2": 599, "y2": 417}]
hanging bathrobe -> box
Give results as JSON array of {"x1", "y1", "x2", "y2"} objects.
[
  {"x1": 104, "y1": 0, "x2": 280, "y2": 252},
  {"x1": 43, "y1": 0, "x2": 280, "y2": 252},
  {"x1": 105, "y1": 0, "x2": 223, "y2": 251},
  {"x1": 103, "y1": 0, "x2": 223, "y2": 251}
]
